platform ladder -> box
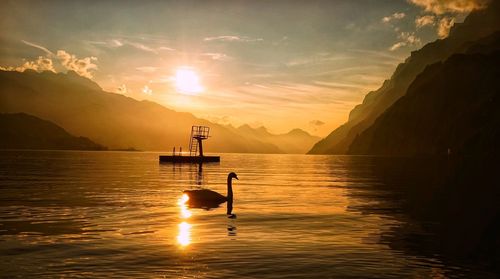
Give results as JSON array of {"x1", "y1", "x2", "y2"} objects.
[{"x1": 189, "y1": 126, "x2": 210, "y2": 157}]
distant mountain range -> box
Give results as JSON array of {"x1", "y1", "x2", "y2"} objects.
[
  {"x1": 0, "y1": 113, "x2": 105, "y2": 150},
  {"x1": 309, "y1": 1, "x2": 500, "y2": 155},
  {"x1": 227, "y1": 124, "x2": 320, "y2": 154},
  {"x1": 0, "y1": 70, "x2": 318, "y2": 153}
]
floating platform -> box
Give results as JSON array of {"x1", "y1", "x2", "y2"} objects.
[
  {"x1": 159, "y1": 155, "x2": 220, "y2": 163},
  {"x1": 160, "y1": 126, "x2": 220, "y2": 164}
]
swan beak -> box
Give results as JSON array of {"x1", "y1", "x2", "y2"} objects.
[{"x1": 235, "y1": 175, "x2": 239, "y2": 180}]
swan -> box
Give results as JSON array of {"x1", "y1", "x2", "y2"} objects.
[{"x1": 183, "y1": 172, "x2": 238, "y2": 218}]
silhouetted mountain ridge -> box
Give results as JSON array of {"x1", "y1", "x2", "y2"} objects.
[
  {"x1": 0, "y1": 70, "x2": 300, "y2": 153},
  {"x1": 225, "y1": 124, "x2": 320, "y2": 154},
  {"x1": 309, "y1": 1, "x2": 500, "y2": 154},
  {"x1": 0, "y1": 113, "x2": 106, "y2": 150},
  {"x1": 348, "y1": 32, "x2": 500, "y2": 156}
]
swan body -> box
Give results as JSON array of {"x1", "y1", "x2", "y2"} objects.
[
  {"x1": 183, "y1": 189, "x2": 227, "y2": 209},
  {"x1": 183, "y1": 172, "x2": 238, "y2": 216}
]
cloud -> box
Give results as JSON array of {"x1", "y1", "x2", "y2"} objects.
[
  {"x1": 88, "y1": 39, "x2": 175, "y2": 54},
  {"x1": 117, "y1": 84, "x2": 128, "y2": 94},
  {"x1": 21, "y1": 40, "x2": 54, "y2": 55},
  {"x1": 136, "y1": 66, "x2": 158, "y2": 73},
  {"x1": 0, "y1": 56, "x2": 55, "y2": 73},
  {"x1": 409, "y1": 1, "x2": 486, "y2": 38},
  {"x1": 56, "y1": 50, "x2": 98, "y2": 78},
  {"x1": 19, "y1": 41, "x2": 98, "y2": 78},
  {"x1": 202, "y1": 52, "x2": 231, "y2": 61},
  {"x1": 159, "y1": 46, "x2": 175, "y2": 51},
  {"x1": 437, "y1": 17, "x2": 455, "y2": 38},
  {"x1": 204, "y1": 35, "x2": 263, "y2": 43},
  {"x1": 127, "y1": 42, "x2": 158, "y2": 53},
  {"x1": 390, "y1": 32, "x2": 422, "y2": 51},
  {"x1": 111, "y1": 39, "x2": 123, "y2": 47},
  {"x1": 408, "y1": 0, "x2": 490, "y2": 15},
  {"x1": 389, "y1": 42, "x2": 406, "y2": 51},
  {"x1": 415, "y1": 15, "x2": 436, "y2": 28},
  {"x1": 142, "y1": 85, "x2": 152, "y2": 95},
  {"x1": 382, "y1": 12, "x2": 406, "y2": 23},
  {"x1": 2, "y1": 50, "x2": 98, "y2": 78},
  {"x1": 309, "y1": 120, "x2": 325, "y2": 126}
]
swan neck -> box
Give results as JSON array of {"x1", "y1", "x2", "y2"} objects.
[
  {"x1": 227, "y1": 177, "x2": 233, "y2": 200},
  {"x1": 226, "y1": 177, "x2": 233, "y2": 215}
]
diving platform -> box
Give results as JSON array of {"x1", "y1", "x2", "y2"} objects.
[
  {"x1": 159, "y1": 125, "x2": 220, "y2": 164},
  {"x1": 159, "y1": 155, "x2": 220, "y2": 163}
]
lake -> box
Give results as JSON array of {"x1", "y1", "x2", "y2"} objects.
[{"x1": 0, "y1": 151, "x2": 494, "y2": 278}]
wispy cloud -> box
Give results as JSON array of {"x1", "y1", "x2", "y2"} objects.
[
  {"x1": 437, "y1": 17, "x2": 455, "y2": 38},
  {"x1": 309, "y1": 120, "x2": 325, "y2": 126},
  {"x1": 142, "y1": 85, "x2": 153, "y2": 95},
  {"x1": 408, "y1": 0, "x2": 490, "y2": 15},
  {"x1": 87, "y1": 38, "x2": 174, "y2": 54},
  {"x1": 159, "y1": 46, "x2": 175, "y2": 51},
  {"x1": 204, "y1": 35, "x2": 263, "y2": 43},
  {"x1": 285, "y1": 52, "x2": 352, "y2": 67},
  {"x1": 127, "y1": 42, "x2": 158, "y2": 53},
  {"x1": 382, "y1": 12, "x2": 406, "y2": 23},
  {"x1": 111, "y1": 39, "x2": 123, "y2": 47},
  {"x1": 390, "y1": 32, "x2": 421, "y2": 51},
  {"x1": 136, "y1": 66, "x2": 158, "y2": 73},
  {"x1": 415, "y1": 15, "x2": 436, "y2": 28},
  {"x1": 21, "y1": 40, "x2": 54, "y2": 55},
  {"x1": 202, "y1": 52, "x2": 231, "y2": 61},
  {"x1": 309, "y1": 119, "x2": 325, "y2": 132}
]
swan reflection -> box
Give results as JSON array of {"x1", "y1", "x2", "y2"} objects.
[{"x1": 227, "y1": 219, "x2": 237, "y2": 237}]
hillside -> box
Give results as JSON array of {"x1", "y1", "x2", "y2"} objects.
[
  {"x1": 0, "y1": 70, "x2": 293, "y2": 153},
  {"x1": 348, "y1": 34, "x2": 500, "y2": 156},
  {"x1": 309, "y1": 1, "x2": 500, "y2": 154},
  {"x1": 0, "y1": 113, "x2": 106, "y2": 150},
  {"x1": 346, "y1": 33, "x2": 500, "y2": 262}
]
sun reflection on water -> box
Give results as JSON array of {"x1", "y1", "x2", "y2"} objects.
[
  {"x1": 178, "y1": 193, "x2": 192, "y2": 219},
  {"x1": 177, "y1": 221, "x2": 191, "y2": 247},
  {"x1": 177, "y1": 194, "x2": 192, "y2": 247}
]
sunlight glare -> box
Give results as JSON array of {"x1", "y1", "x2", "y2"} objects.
[
  {"x1": 178, "y1": 194, "x2": 192, "y2": 218},
  {"x1": 173, "y1": 67, "x2": 204, "y2": 95},
  {"x1": 177, "y1": 221, "x2": 192, "y2": 247}
]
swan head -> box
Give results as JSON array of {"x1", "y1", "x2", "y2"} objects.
[{"x1": 228, "y1": 172, "x2": 239, "y2": 180}]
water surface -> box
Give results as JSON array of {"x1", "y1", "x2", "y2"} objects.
[{"x1": 0, "y1": 151, "x2": 493, "y2": 278}]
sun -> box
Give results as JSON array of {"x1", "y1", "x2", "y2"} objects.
[{"x1": 173, "y1": 67, "x2": 204, "y2": 95}]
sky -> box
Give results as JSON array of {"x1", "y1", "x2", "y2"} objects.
[{"x1": 0, "y1": 0, "x2": 487, "y2": 136}]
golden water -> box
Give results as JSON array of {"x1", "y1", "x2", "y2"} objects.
[{"x1": 0, "y1": 151, "x2": 491, "y2": 278}]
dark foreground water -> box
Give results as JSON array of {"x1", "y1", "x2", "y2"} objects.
[{"x1": 0, "y1": 151, "x2": 495, "y2": 278}]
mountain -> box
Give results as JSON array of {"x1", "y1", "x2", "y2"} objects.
[
  {"x1": 309, "y1": 1, "x2": 500, "y2": 154},
  {"x1": 348, "y1": 32, "x2": 500, "y2": 156},
  {"x1": 0, "y1": 113, "x2": 106, "y2": 150},
  {"x1": 346, "y1": 33, "x2": 500, "y2": 262},
  {"x1": 227, "y1": 124, "x2": 321, "y2": 154},
  {"x1": 0, "y1": 70, "x2": 285, "y2": 153}
]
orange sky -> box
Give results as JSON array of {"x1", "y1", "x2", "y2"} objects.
[{"x1": 0, "y1": 0, "x2": 482, "y2": 136}]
